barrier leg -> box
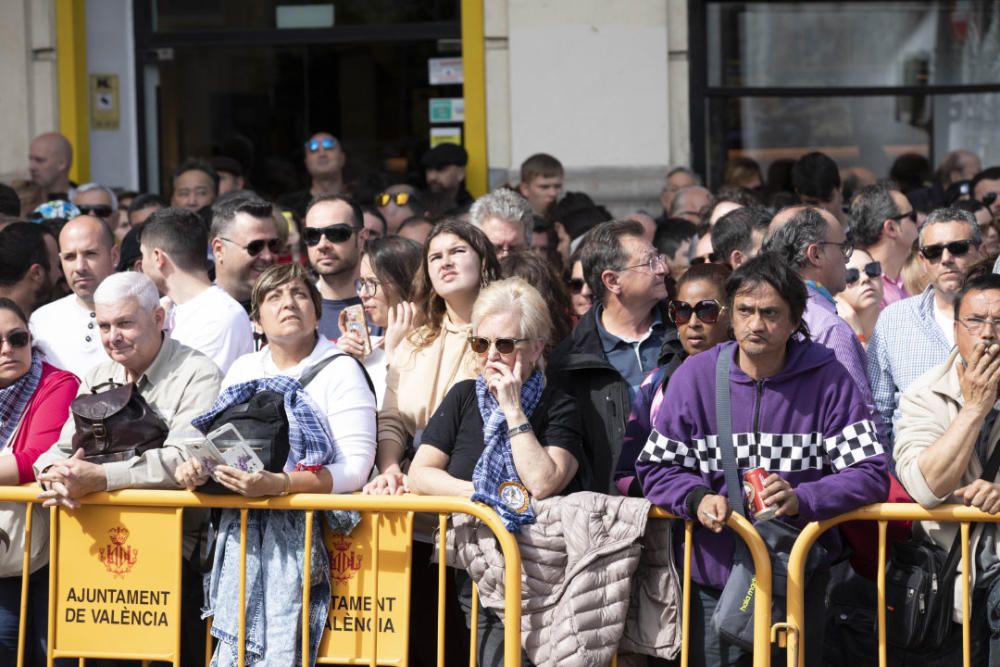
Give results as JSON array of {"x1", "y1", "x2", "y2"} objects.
[
  {"x1": 204, "y1": 617, "x2": 213, "y2": 667},
  {"x1": 681, "y1": 521, "x2": 692, "y2": 667},
  {"x1": 437, "y1": 514, "x2": 447, "y2": 667},
  {"x1": 302, "y1": 510, "x2": 313, "y2": 667},
  {"x1": 16, "y1": 502, "x2": 33, "y2": 667},
  {"x1": 876, "y1": 521, "x2": 887, "y2": 667},
  {"x1": 370, "y1": 512, "x2": 381, "y2": 667},
  {"x1": 469, "y1": 582, "x2": 478, "y2": 667},
  {"x1": 47, "y1": 507, "x2": 57, "y2": 667},
  {"x1": 238, "y1": 509, "x2": 248, "y2": 667},
  {"x1": 961, "y1": 522, "x2": 971, "y2": 667}
]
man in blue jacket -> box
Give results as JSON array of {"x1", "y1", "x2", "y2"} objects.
[{"x1": 637, "y1": 253, "x2": 889, "y2": 666}]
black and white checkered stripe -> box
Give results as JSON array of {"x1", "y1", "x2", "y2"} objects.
[
  {"x1": 639, "y1": 419, "x2": 882, "y2": 474},
  {"x1": 825, "y1": 420, "x2": 883, "y2": 471}
]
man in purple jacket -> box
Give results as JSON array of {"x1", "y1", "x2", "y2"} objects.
[{"x1": 636, "y1": 253, "x2": 889, "y2": 666}]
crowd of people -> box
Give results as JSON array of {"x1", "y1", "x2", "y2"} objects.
[{"x1": 1, "y1": 130, "x2": 1000, "y2": 666}]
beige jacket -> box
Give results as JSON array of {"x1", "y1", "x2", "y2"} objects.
[
  {"x1": 378, "y1": 318, "x2": 476, "y2": 453},
  {"x1": 894, "y1": 348, "x2": 1000, "y2": 619},
  {"x1": 441, "y1": 492, "x2": 681, "y2": 666}
]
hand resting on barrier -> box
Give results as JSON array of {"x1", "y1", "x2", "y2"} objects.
[
  {"x1": 37, "y1": 448, "x2": 108, "y2": 509},
  {"x1": 697, "y1": 494, "x2": 731, "y2": 533},
  {"x1": 954, "y1": 479, "x2": 1000, "y2": 514},
  {"x1": 175, "y1": 456, "x2": 334, "y2": 497},
  {"x1": 362, "y1": 465, "x2": 409, "y2": 495}
]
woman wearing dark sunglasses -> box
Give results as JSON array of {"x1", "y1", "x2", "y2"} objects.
[
  {"x1": 835, "y1": 248, "x2": 884, "y2": 348},
  {"x1": 0, "y1": 298, "x2": 79, "y2": 664},
  {"x1": 615, "y1": 264, "x2": 732, "y2": 496},
  {"x1": 409, "y1": 277, "x2": 583, "y2": 667}
]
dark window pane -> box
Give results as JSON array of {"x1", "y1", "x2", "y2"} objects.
[
  {"x1": 708, "y1": 1, "x2": 1000, "y2": 88},
  {"x1": 706, "y1": 92, "x2": 1000, "y2": 189}
]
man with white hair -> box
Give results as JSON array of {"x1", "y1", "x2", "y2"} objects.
[
  {"x1": 469, "y1": 188, "x2": 533, "y2": 258},
  {"x1": 30, "y1": 215, "x2": 119, "y2": 375},
  {"x1": 34, "y1": 270, "x2": 222, "y2": 498},
  {"x1": 33, "y1": 270, "x2": 222, "y2": 666}
]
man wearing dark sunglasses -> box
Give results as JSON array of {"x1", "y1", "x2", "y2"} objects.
[
  {"x1": 868, "y1": 207, "x2": 983, "y2": 448},
  {"x1": 303, "y1": 195, "x2": 368, "y2": 340},
  {"x1": 73, "y1": 182, "x2": 122, "y2": 238},
  {"x1": 277, "y1": 132, "x2": 347, "y2": 220},
  {"x1": 972, "y1": 166, "x2": 1000, "y2": 219},
  {"x1": 765, "y1": 207, "x2": 880, "y2": 433},
  {"x1": 209, "y1": 194, "x2": 279, "y2": 313},
  {"x1": 549, "y1": 220, "x2": 679, "y2": 493},
  {"x1": 848, "y1": 183, "x2": 919, "y2": 308}
]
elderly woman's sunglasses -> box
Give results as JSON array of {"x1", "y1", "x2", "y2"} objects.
[
  {"x1": 0, "y1": 331, "x2": 30, "y2": 349},
  {"x1": 468, "y1": 336, "x2": 530, "y2": 355},
  {"x1": 845, "y1": 261, "x2": 882, "y2": 286},
  {"x1": 668, "y1": 299, "x2": 725, "y2": 325}
]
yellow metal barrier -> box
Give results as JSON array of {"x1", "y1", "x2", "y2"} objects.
[
  {"x1": 647, "y1": 507, "x2": 774, "y2": 667},
  {"x1": 0, "y1": 487, "x2": 523, "y2": 667},
  {"x1": 782, "y1": 502, "x2": 1000, "y2": 667}
]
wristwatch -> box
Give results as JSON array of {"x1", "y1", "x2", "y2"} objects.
[{"x1": 509, "y1": 422, "x2": 533, "y2": 437}]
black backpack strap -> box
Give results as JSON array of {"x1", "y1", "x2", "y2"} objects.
[
  {"x1": 300, "y1": 353, "x2": 376, "y2": 396},
  {"x1": 715, "y1": 347, "x2": 746, "y2": 519}
]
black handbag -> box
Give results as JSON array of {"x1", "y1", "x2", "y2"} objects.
[
  {"x1": 197, "y1": 353, "x2": 373, "y2": 494},
  {"x1": 70, "y1": 380, "x2": 168, "y2": 464},
  {"x1": 884, "y1": 437, "x2": 1000, "y2": 652},
  {"x1": 708, "y1": 350, "x2": 829, "y2": 650}
]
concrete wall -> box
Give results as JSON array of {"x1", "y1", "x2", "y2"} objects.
[
  {"x1": 484, "y1": 0, "x2": 691, "y2": 216},
  {"x1": 85, "y1": 0, "x2": 139, "y2": 189},
  {"x1": 0, "y1": 0, "x2": 59, "y2": 183}
]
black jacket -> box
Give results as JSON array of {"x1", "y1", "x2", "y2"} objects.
[{"x1": 547, "y1": 304, "x2": 682, "y2": 494}]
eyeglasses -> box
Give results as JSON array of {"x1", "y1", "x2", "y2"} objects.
[
  {"x1": 818, "y1": 240, "x2": 854, "y2": 259},
  {"x1": 668, "y1": 299, "x2": 725, "y2": 325},
  {"x1": 889, "y1": 210, "x2": 917, "y2": 224},
  {"x1": 305, "y1": 137, "x2": 337, "y2": 152},
  {"x1": 77, "y1": 204, "x2": 113, "y2": 219},
  {"x1": 958, "y1": 317, "x2": 1000, "y2": 334},
  {"x1": 0, "y1": 330, "x2": 30, "y2": 349},
  {"x1": 845, "y1": 261, "x2": 882, "y2": 286},
  {"x1": 375, "y1": 192, "x2": 411, "y2": 207},
  {"x1": 219, "y1": 236, "x2": 282, "y2": 257},
  {"x1": 354, "y1": 278, "x2": 380, "y2": 295},
  {"x1": 619, "y1": 254, "x2": 668, "y2": 273},
  {"x1": 303, "y1": 224, "x2": 356, "y2": 246},
  {"x1": 468, "y1": 336, "x2": 531, "y2": 355},
  {"x1": 691, "y1": 253, "x2": 719, "y2": 266},
  {"x1": 567, "y1": 278, "x2": 586, "y2": 294},
  {"x1": 982, "y1": 192, "x2": 999, "y2": 208},
  {"x1": 919, "y1": 240, "x2": 975, "y2": 262}
]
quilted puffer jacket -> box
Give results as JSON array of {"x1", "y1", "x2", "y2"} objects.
[{"x1": 440, "y1": 492, "x2": 681, "y2": 666}]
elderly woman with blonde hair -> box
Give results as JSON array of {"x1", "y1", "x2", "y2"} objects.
[{"x1": 409, "y1": 277, "x2": 584, "y2": 667}]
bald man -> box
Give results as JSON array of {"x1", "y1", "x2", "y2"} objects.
[
  {"x1": 29, "y1": 132, "x2": 74, "y2": 199},
  {"x1": 30, "y1": 216, "x2": 118, "y2": 375}
]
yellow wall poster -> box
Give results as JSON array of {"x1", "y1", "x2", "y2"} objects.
[
  {"x1": 52, "y1": 505, "x2": 183, "y2": 663},
  {"x1": 319, "y1": 511, "x2": 414, "y2": 665}
]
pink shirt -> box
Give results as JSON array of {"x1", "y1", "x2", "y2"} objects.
[
  {"x1": 880, "y1": 274, "x2": 908, "y2": 308},
  {"x1": 7, "y1": 363, "x2": 79, "y2": 483}
]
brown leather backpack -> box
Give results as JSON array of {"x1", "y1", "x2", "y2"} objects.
[{"x1": 70, "y1": 380, "x2": 169, "y2": 464}]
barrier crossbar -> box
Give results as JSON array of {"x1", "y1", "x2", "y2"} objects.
[
  {"x1": 0, "y1": 487, "x2": 523, "y2": 667},
  {"x1": 646, "y1": 507, "x2": 774, "y2": 667},
  {"x1": 781, "y1": 502, "x2": 1000, "y2": 667}
]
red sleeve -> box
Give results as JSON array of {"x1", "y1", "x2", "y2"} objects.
[{"x1": 10, "y1": 365, "x2": 80, "y2": 483}]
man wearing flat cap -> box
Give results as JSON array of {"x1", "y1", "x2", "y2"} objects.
[{"x1": 422, "y1": 143, "x2": 473, "y2": 215}]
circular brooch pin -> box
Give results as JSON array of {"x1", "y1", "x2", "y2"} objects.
[{"x1": 498, "y1": 481, "x2": 531, "y2": 513}]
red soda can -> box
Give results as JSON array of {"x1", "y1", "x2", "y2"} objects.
[{"x1": 743, "y1": 467, "x2": 777, "y2": 521}]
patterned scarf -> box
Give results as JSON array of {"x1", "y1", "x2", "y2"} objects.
[
  {"x1": 191, "y1": 375, "x2": 339, "y2": 469},
  {"x1": 0, "y1": 354, "x2": 42, "y2": 448},
  {"x1": 471, "y1": 370, "x2": 546, "y2": 532}
]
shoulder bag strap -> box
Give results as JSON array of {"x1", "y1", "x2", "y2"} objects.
[
  {"x1": 939, "y1": 427, "x2": 1000, "y2": 578},
  {"x1": 715, "y1": 347, "x2": 746, "y2": 519},
  {"x1": 300, "y1": 353, "x2": 376, "y2": 396}
]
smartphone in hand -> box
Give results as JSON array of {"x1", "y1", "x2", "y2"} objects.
[{"x1": 342, "y1": 304, "x2": 372, "y2": 355}]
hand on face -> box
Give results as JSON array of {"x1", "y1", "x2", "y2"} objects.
[{"x1": 486, "y1": 350, "x2": 524, "y2": 417}]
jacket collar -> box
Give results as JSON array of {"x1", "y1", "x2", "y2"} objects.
[{"x1": 930, "y1": 348, "x2": 965, "y2": 404}]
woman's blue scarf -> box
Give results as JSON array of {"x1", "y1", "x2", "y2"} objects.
[{"x1": 471, "y1": 370, "x2": 546, "y2": 532}]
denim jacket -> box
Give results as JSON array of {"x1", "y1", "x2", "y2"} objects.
[{"x1": 203, "y1": 509, "x2": 359, "y2": 666}]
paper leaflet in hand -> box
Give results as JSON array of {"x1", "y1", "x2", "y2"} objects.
[{"x1": 184, "y1": 424, "x2": 266, "y2": 477}]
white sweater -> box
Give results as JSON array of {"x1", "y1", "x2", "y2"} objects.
[{"x1": 223, "y1": 337, "x2": 376, "y2": 493}]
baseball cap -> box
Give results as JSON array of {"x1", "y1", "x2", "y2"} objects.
[{"x1": 421, "y1": 143, "x2": 468, "y2": 169}]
